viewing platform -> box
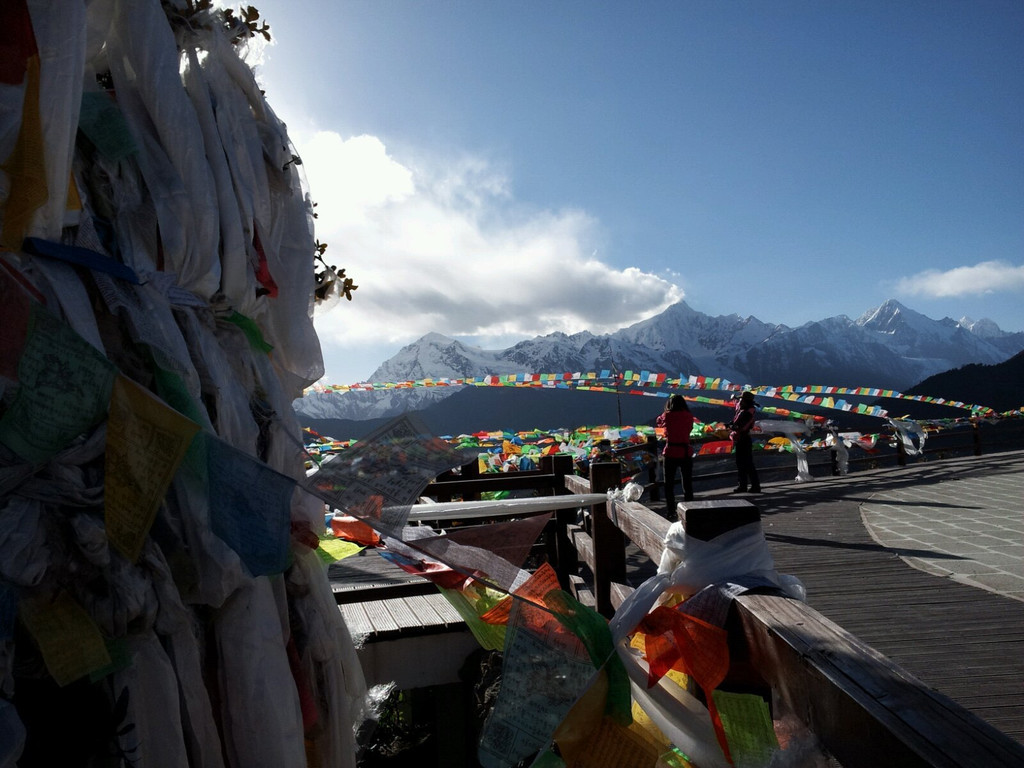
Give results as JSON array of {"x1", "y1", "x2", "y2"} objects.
[{"x1": 335, "y1": 446, "x2": 1024, "y2": 765}]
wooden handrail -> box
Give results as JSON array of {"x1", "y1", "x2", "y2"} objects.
[
  {"x1": 577, "y1": 485, "x2": 1024, "y2": 768},
  {"x1": 427, "y1": 453, "x2": 573, "y2": 497},
  {"x1": 734, "y1": 594, "x2": 1024, "y2": 768},
  {"x1": 424, "y1": 421, "x2": 1019, "y2": 504},
  {"x1": 425, "y1": 473, "x2": 564, "y2": 496}
]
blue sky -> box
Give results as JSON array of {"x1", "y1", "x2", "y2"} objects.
[{"x1": 244, "y1": 1, "x2": 1024, "y2": 385}]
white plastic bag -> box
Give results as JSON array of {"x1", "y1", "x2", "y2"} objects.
[{"x1": 608, "y1": 521, "x2": 806, "y2": 766}]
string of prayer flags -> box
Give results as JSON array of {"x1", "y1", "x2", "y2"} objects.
[
  {"x1": 477, "y1": 594, "x2": 604, "y2": 768},
  {"x1": 304, "y1": 371, "x2": 1016, "y2": 425}
]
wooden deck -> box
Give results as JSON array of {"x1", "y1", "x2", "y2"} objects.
[
  {"x1": 329, "y1": 549, "x2": 437, "y2": 605},
  {"x1": 333, "y1": 551, "x2": 479, "y2": 689},
  {"x1": 742, "y1": 453, "x2": 1024, "y2": 746},
  {"x1": 332, "y1": 448, "x2": 1024, "y2": 763}
]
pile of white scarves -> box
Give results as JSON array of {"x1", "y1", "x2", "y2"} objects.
[{"x1": 0, "y1": 1, "x2": 365, "y2": 766}]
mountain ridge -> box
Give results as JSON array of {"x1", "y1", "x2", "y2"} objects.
[{"x1": 296, "y1": 299, "x2": 1023, "y2": 429}]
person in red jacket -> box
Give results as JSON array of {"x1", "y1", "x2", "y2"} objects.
[
  {"x1": 657, "y1": 393, "x2": 696, "y2": 514},
  {"x1": 730, "y1": 390, "x2": 761, "y2": 493}
]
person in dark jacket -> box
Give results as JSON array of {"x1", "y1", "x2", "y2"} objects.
[
  {"x1": 656, "y1": 394, "x2": 696, "y2": 514},
  {"x1": 730, "y1": 390, "x2": 761, "y2": 493}
]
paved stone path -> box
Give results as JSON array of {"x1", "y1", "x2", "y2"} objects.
[{"x1": 860, "y1": 453, "x2": 1024, "y2": 601}]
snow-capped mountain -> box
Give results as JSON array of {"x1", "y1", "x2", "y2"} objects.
[
  {"x1": 855, "y1": 300, "x2": 1015, "y2": 365},
  {"x1": 295, "y1": 299, "x2": 1023, "y2": 422}
]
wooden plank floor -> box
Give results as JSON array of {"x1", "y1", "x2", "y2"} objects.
[
  {"x1": 740, "y1": 452, "x2": 1024, "y2": 745},
  {"x1": 339, "y1": 591, "x2": 466, "y2": 641},
  {"x1": 330, "y1": 548, "x2": 469, "y2": 644},
  {"x1": 328, "y1": 549, "x2": 436, "y2": 604}
]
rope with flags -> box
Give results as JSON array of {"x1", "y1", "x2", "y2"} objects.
[{"x1": 305, "y1": 370, "x2": 1016, "y2": 421}]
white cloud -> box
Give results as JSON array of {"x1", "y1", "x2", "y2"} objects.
[
  {"x1": 300, "y1": 133, "x2": 413, "y2": 227},
  {"x1": 894, "y1": 261, "x2": 1024, "y2": 297},
  {"x1": 296, "y1": 130, "x2": 684, "y2": 382}
]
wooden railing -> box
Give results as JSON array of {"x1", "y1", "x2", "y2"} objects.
[
  {"x1": 565, "y1": 460, "x2": 1024, "y2": 768},
  {"x1": 622, "y1": 416, "x2": 1024, "y2": 495},
  {"x1": 419, "y1": 448, "x2": 1024, "y2": 767},
  {"x1": 375, "y1": 433, "x2": 1024, "y2": 766},
  {"x1": 431, "y1": 453, "x2": 575, "y2": 501},
  {"x1": 420, "y1": 422, "x2": 1024, "y2": 600}
]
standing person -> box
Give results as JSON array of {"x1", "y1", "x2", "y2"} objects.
[
  {"x1": 730, "y1": 390, "x2": 761, "y2": 493},
  {"x1": 656, "y1": 394, "x2": 696, "y2": 515}
]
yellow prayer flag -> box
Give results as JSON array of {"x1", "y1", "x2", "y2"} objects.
[
  {"x1": 1, "y1": 56, "x2": 47, "y2": 249},
  {"x1": 711, "y1": 689, "x2": 779, "y2": 766},
  {"x1": 19, "y1": 592, "x2": 111, "y2": 687},
  {"x1": 563, "y1": 710, "x2": 661, "y2": 768},
  {"x1": 105, "y1": 376, "x2": 200, "y2": 562},
  {"x1": 316, "y1": 538, "x2": 362, "y2": 564}
]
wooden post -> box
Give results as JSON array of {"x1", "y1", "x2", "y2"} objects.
[
  {"x1": 435, "y1": 477, "x2": 454, "y2": 503},
  {"x1": 972, "y1": 419, "x2": 982, "y2": 456},
  {"x1": 680, "y1": 500, "x2": 772, "y2": 703},
  {"x1": 434, "y1": 458, "x2": 479, "y2": 502},
  {"x1": 462, "y1": 457, "x2": 481, "y2": 501},
  {"x1": 539, "y1": 455, "x2": 558, "y2": 579},
  {"x1": 547, "y1": 454, "x2": 578, "y2": 591},
  {"x1": 646, "y1": 434, "x2": 661, "y2": 502},
  {"x1": 679, "y1": 499, "x2": 761, "y2": 542},
  {"x1": 895, "y1": 431, "x2": 907, "y2": 467},
  {"x1": 590, "y1": 461, "x2": 624, "y2": 617}
]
